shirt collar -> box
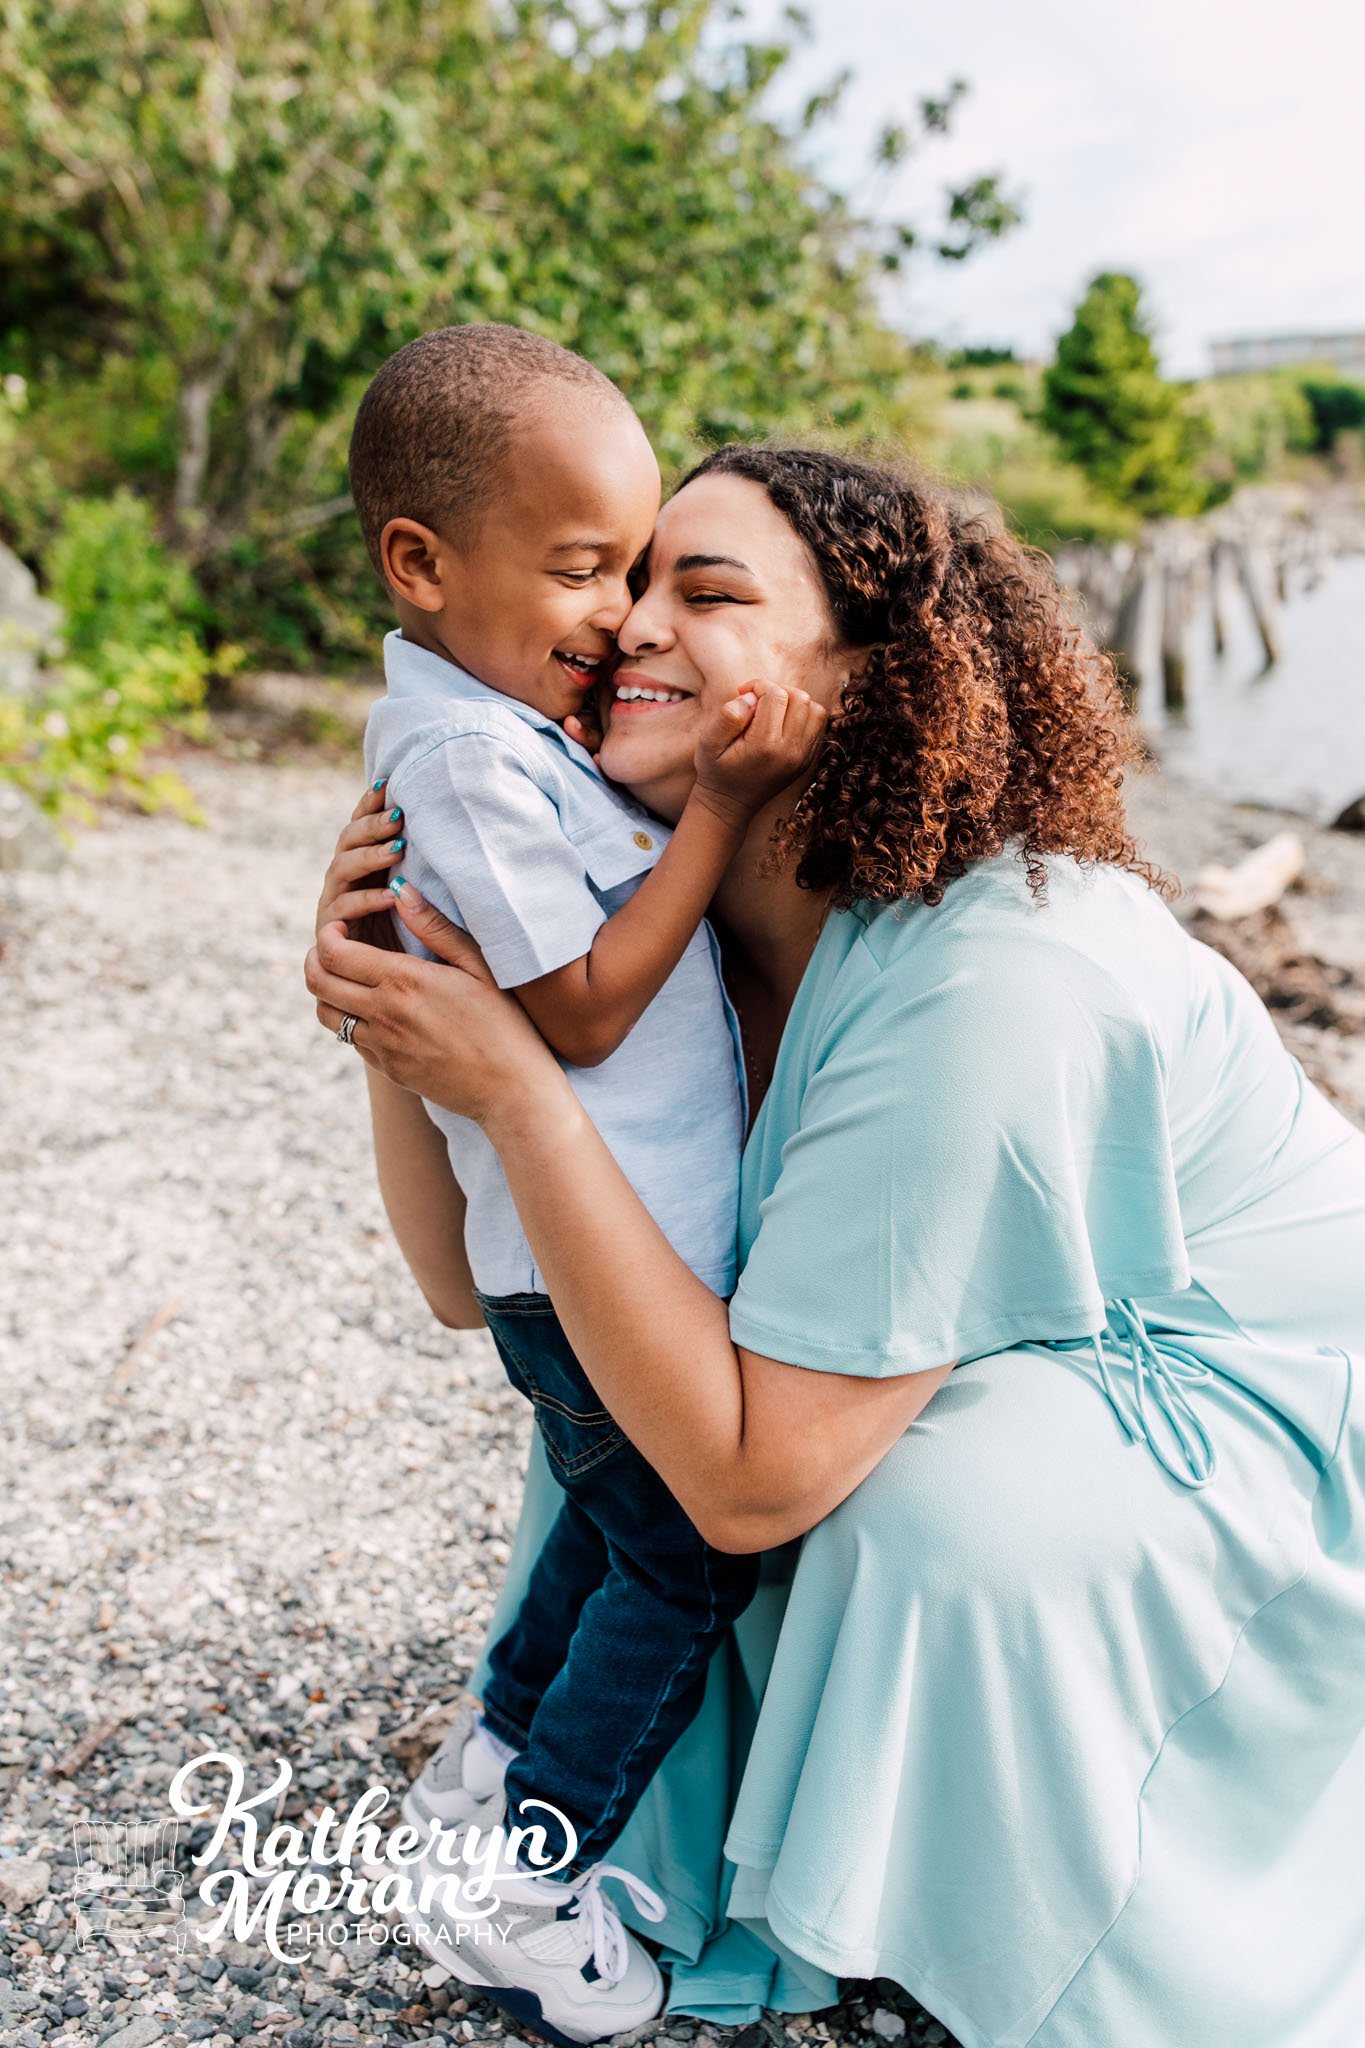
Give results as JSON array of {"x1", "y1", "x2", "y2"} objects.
[{"x1": 382, "y1": 629, "x2": 587, "y2": 759}]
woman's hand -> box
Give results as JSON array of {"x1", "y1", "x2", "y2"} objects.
[
  {"x1": 315, "y1": 780, "x2": 408, "y2": 950},
  {"x1": 306, "y1": 881, "x2": 564, "y2": 1126}
]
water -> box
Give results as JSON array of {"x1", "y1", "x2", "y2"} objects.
[{"x1": 1137, "y1": 554, "x2": 1365, "y2": 824}]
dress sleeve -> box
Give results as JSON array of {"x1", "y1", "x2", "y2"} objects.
[
  {"x1": 728, "y1": 936, "x2": 1191, "y2": 1377},
  {"x1": 390, "y1": 731, "x2": 605, "y2": 989}
]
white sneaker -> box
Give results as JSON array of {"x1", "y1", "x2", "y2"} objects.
[
  {"x1": 396, "y1": 1797, "x2": 667, "y2": 2046},
  {"x1": 401, "y1": 1699, "x2": 520, "y2": 1833}
]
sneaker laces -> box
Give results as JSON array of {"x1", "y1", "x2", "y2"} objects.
[{"x1": 515, "y1": 1860, "x2": 666, "y2": 1985}]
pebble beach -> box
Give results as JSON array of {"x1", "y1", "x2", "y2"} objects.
[{"x1": 2, "y1": 740, "x2": 1362, "y2": 2048}]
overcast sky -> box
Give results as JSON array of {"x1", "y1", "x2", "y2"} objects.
[{"x1": 759, "y1": 0, "x2": 1364, "y2": 375}]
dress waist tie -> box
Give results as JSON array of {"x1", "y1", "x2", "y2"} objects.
[{"x1": 1031, "y1": 1299, "x2": 1218, "y2": 1490}]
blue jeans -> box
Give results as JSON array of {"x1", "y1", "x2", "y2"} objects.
[{"x1": 474, "y1": 1292, "x2": 760, "y2": 1881}]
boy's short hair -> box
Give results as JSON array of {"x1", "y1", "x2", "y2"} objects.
[{"x1": 348, "y1": 324, "x2": 628, "y2": 573}]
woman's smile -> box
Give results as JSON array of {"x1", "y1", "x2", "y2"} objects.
[{"x1": 609, "y1": 671, "x2": 695, "y2": 715}]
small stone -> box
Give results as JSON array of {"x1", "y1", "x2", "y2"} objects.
[
  {"x1": 0, "y1": 1859, "x2": 51, "y2": 1912},
  {"x1": 871, "y1": 2013, "x2": 906, "y2": 2042},
  {"x1": 184, "y1": 2025, "x2": 218, "y2": 2043},
  {"x1": 0, "y1": 1983, "x2": 39, "y2": 2025},
  {"x1": 225, "y1": 1966, "x2": 261, "y2": 1990},
  {"x1": 100, "y1": 2020, "x2": 167, "y2": 2048}
]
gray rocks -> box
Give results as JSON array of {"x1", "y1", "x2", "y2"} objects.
[
  {"x1": 0, "y1": 784, "x2": 66, "y2": 875},
  {"x1": 0, "y1": 1859, "x2": 50, "y2": 1911},
  {"x1": 99, "y1": 2019, "x2": 167, "y2": 2048},
  {"x1": 0, "y1": 540, "x2": 62, "y2": 697}
]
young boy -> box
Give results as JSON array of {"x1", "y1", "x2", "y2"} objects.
[{"x1": 349, "y1": 326, "x2": 824, "y2": 2042}]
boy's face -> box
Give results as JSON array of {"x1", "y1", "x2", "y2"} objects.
[{"x1": 385, "y1": 397, "x2": 661, "y2": 725}]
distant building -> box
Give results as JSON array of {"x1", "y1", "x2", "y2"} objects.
[{"x1": 1211, "y1": 332, "x2": 1365, "y2": 377}]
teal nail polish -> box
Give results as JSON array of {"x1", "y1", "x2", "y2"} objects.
[
  {"x1": 390, "y1": 873, "x2": 407, "y2": 896},
  {"x1": 372, "y1": 778, "x2": 385, "y2": 792},
  {"x1": 390, "y1": 837, "x2": 406, "y2": 854},
  {"x1": 389, "y1": 807, "x2": 402, "y2": 822}
]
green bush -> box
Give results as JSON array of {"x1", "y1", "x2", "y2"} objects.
[
  {"x1": 1197, "y1": 371, "x2": 1317, "y2": 482},
  {"x1": 0, "y1": 490, "x2": 232, "y2": 821},
  {"x1": 44, "y1": 490, "x2": 205, "y2": 664},
  {"x1": 1300, "y1": 376, "x2": 1365, "y2": 453}
]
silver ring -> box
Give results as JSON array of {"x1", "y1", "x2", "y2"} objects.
[{"x1": 336, "y1": 1014, "x2": 359, "y2": 1047}]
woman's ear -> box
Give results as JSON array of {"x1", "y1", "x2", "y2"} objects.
[
  {"x1": 833, "y1": 643, "x2": 875, "y2": 710},
  {"x1": 380, "y1": 517, "x2": 447, "y2": 613}
]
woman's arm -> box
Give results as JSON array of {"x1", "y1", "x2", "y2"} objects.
[
  {"x1": 306, "y1": 908, "x2": 948, "y2": 1551},
  {"x1": 316, "y1": 780, "x2": 480, "y2": 1331},
  {"x1": 366, "y1": 1067, "x2": 482, "y2": 1331},
  {"x1": 483, "y1": 1081, "x2": 949, "y2": 1551}
]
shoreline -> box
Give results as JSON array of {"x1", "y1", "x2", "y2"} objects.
[{"x1": 1125, "y1": 762, "x2": 1365, "y2": 1126}]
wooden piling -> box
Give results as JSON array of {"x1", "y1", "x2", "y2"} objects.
[
  {"x1": 1234, "y1": 541, "x2": 1282, "y2": 668},
  {"x1": 1108, "y1": 555, "x2": 1147, "y2": 711},
  {"x1": 1160, "y1": 565, "x2": 1190, "y2": 713},
  {"x1": 1209, "y1": 539, "x2": 1228, "y2": 656}
]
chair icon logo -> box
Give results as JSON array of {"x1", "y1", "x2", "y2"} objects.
[{"x1": 70, "y1": 1820, "x2": 190, "y2": 1956}]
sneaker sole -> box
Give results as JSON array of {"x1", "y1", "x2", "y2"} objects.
[{"x1": 396, "y1": 1898, "x2": 614, "y2": 2048}]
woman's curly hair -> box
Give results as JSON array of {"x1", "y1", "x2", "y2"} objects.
[{"x1": 682, "y1": 444, "x2": 1167, "y2": 909}]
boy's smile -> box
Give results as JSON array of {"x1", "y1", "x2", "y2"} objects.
[{"x1": 386, "y1": 395, "x2": 660, "y2": 726}]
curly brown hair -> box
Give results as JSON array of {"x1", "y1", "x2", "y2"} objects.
[{"x1": 682, "y1": 444, "x2": 1166, "y2": 908}]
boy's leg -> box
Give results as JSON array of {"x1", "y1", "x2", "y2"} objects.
[
  {"x1": 478, "y1": 1490, "x2": 609, "y2": 1751},
  {"x1": 477, "y1": 1300, "x2": 758, "y2": 1882},
  {"x1": 474, "y1": 1296, "x2": 616, "y2": 1749},
  {"x1": 501, "y1": 1518, "x2": 757, "y2": 1880}
]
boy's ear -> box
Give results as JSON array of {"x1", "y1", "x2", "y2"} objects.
[{"x1": 380, "y1": 517, "x2": 447, "y2": 612}]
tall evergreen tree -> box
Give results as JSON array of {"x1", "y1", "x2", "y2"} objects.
[{"x1": 1042, "y1": 273, "x2": 1209, "y2": 517}]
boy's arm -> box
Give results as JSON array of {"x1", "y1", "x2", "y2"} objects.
[
  {"x1": 516, "y1": 682, "x2": 825, "y2": 1067},
  {"x1": 366, "y1": 1066, "x2": 483, "y2": 1329}
]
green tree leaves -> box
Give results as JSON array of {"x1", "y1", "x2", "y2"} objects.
[
  {"x1": 0, "y1": 0, "x2": 1015, "y2": 582},
  {"x1": 1041, "y1": 272, "x2": 1211, "y2": 518}
]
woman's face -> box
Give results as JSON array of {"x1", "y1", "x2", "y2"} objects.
[{"x1": 598, "y1": 473, "x2": 854, "y2": 822}]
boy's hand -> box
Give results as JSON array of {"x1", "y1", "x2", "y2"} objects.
[
  {"x1": 693, "y1": 680, "x2": 827, "y2": 826},
  {"x1": 563, "y1": 670, "x2": 611, "y2": 759},
  {"x1": 563, "y1": 703, "x2": 604, "y2": 758}
]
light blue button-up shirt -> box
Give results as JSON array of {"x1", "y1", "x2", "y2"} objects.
[{"x1": 364, "y1": 631, "x2": 744, "y2": 1297}]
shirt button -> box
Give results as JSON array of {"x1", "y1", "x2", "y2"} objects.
[{"x1": 633, "y1": 830, "x2": 653, "y2": 850}]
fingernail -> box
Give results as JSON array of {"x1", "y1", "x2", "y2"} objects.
[
  {"x1": 390, "y1": 874, "x2": 407, "y2": 897},
  {"x1": 372, "y1": 778, "x2": 385, "y2": 792},
  {"x1": 390, "y1": 837, "x2": 406, "y2": 854},
  {"x1": 389, "y1": 807, "x2": 403, "y2": 822}
]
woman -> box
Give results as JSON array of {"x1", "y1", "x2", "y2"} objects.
[{"x1": 308, "y1": 447, "x2": 1365, "y2": 2048}]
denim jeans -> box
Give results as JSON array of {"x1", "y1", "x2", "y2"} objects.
[{"x1": 473, "y1": 1291, "x2": 760, "y2": 1881}]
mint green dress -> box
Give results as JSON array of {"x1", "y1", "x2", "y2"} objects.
[{"x1": 472, "y1": 856, "x2": 1365, "y2": 2048}]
